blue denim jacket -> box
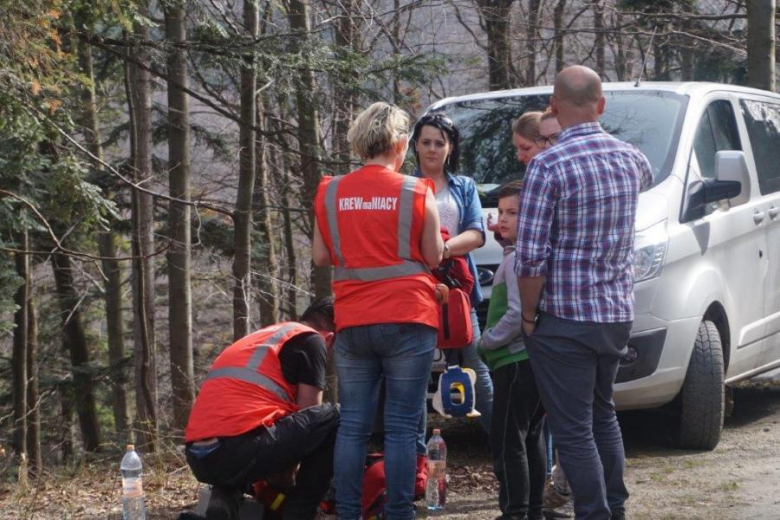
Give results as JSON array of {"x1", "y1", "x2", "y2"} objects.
[{"x1": 413, "y1": 169, "x2": 485, "y2": 306}]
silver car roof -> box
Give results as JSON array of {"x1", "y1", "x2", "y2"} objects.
[{"x1": 428, "y1": 81, "x2": 780, "y2": 110}]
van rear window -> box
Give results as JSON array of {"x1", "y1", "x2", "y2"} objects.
[{"x1": 434, "y1": 90, "x2": 687, "y2": 201}]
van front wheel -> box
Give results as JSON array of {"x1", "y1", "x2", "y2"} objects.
[{"x1": 677, "y1": 320, "x2": 725, "y2": 450}]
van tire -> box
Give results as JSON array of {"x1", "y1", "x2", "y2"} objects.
[{"x1": 677, "y1": 320, "x2": 725, "y2": 450}]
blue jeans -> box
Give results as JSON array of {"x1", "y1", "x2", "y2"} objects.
[
  {"x1": 525, "y1": 313, "x2": 631, "y2": 520},
  {"x1": 334, "y1": 323, "x2": 436, "y2": 520},
  {"x1": 417, "y1": 309, "x2": 494, "y2": 454}
]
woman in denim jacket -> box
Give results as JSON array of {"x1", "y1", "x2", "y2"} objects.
[{"x1": 411, "y1": 113, "x2": 494, "y2": 440}]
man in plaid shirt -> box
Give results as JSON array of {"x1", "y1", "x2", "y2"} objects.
[{"x1": 516, "y1": 66, "x2": 653, "y2": 520}]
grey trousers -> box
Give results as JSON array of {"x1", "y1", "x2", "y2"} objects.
[{"x1": 524, "y1": 312, "x2": 631, "y2": 520}]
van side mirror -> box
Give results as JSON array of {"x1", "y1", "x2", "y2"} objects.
[
  {"x1": 715, "y1": 150, "x2": 750, "y2": 205},
  {"x1": 682, "y1": 179, "x2": 742, "y2": 222}
]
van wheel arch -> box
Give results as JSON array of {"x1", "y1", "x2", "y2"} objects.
[{"x1": 703, "y1": 302, "x2": 730, "y2": 373}]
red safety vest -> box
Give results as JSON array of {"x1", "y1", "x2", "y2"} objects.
[
  {"x1": 185, "y1": 322, "x2": 317, "y2": 442},
  {"x1": 314, "y1": 165, "x2": 439, "y2": 331}
]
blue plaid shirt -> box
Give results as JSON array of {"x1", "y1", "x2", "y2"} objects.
[{"x1": 515, "y1": 122, "x2": 653, "y2": 323}]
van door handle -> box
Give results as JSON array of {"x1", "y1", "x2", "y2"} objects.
[
  {"x1": 754, "y1": 210, "x2": 766, "y2": 224},
  {"x1": 769, "y1": 207, "x2": 780, "y2": 220}
]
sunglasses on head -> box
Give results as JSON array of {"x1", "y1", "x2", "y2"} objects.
[{"x1": 418, "y1": 113, "x2": 455, "y2": 129}]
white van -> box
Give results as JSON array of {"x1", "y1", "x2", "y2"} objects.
[{"x1": 425, "y1": 82, "x2": 780, "y2": 450}]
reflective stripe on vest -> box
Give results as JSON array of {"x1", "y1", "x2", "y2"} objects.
[
  {"x1": 203, "y1": 323, "x2": 299, "y2": 403},
  {"x1": 325, "y1": 175, "x2": 429, "y2": 282}
]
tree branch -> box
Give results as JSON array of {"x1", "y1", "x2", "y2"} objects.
[
  {"x1": 0, "y1": 189, "x2": 171, "y2": 262},
  {"x1": 18, "y1": 99, "x2": 235, "y2": 218}
]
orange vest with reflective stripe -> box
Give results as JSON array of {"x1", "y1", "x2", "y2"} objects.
[
  {"x1": 314, "y1": 165, "x2": 439, "y2": 331},
  {"x1": 184, "y1": 322, "x2": 316, "y2": 442}
]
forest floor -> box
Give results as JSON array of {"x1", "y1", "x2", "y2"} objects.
[{"x1": 2, "y1": 376, "x2": 780, "y2": 519}]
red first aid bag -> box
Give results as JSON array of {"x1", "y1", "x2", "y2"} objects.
[{"x1": 437, "y1": 287, "x2": 473, "y2": 349}]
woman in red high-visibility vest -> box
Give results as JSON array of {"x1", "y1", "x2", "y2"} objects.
[{"x1": 312, "y1": 102, "x2": 444, "y2": 520}]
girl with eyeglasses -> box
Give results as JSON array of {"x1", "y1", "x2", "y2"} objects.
[{"x1": 512, "y1": 110, "x2": 562, "y2": 167}]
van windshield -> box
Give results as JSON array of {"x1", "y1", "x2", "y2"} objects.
[{"x1": 433, "y1": 90, "x2": 687, "y2": 204}]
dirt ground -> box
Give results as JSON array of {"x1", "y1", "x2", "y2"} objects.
[
  {"x1": 2, "y1": 378, "x2": 780, "y2": 519},
  {"x1": 420, "y1": 376, "x2": 780, "y2": 520}
]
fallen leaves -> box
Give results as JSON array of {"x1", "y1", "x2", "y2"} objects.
[
  {"x1": 0, "y1": 455, "x2": 201, "y2": 519},
  {"x1": 448, "y1": 463, "x2": 498, "y2": 495}
]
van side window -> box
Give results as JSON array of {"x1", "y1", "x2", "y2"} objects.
[
  {"x1": 740, "y1": 99, "x2": 780, "y2": 195},
  {"x1": 692, "y1": 100, "x2": 742, "y2": 179}
]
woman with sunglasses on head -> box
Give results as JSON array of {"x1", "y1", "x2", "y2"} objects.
[{"x1": 411, "y1": 112, "x2": 494, "y2": 437}]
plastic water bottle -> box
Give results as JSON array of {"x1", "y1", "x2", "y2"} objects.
[
  {"x1": 425, "y1": 429, "x2": 447, "y2": 510},
  {"x1": 120, "y1": 444, "x2": 146, "y2": 520}
]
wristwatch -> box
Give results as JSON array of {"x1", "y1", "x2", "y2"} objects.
[
  {"x1": 522, "y1": 312, "x2": 539, "y2": 325},
  {"x1": 443, "y1": 242, "x2": 451, "y2": 259}
]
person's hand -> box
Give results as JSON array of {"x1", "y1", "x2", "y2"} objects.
[
  {"x1": 522, "y1": 320, "x2": 536, "y2": 336},
  {"x1": 487, "y1": 212, "x2": 499, "y2": 232},
  {"x1": 435, "y1": 283, "x2": 449, "y2": 304},
  {"x1": 487, "y1": 213, "x2": 505, "y2": 242},
  {"x1": 521, "y1": 313, "x2": 537, "y2": 336}
]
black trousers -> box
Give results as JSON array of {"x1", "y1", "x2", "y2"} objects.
[
  {"x1": 186, "y1": 403, "x2": 340, "y2": 520},
  {"x1": 489, "y1": 360, "x2": 546, "y2": 520}
]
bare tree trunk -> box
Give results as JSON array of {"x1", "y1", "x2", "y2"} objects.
[
  {"x1": 252, "y1": 3, "x2": 280, "y2": 327},
  {"x1": 12, "y1": 232, "x2": 28, "y2": 462},
  {"x1": 76, "y1": 26, "x2": 131, "y2": 442},
  {"x1": 253, "y1": 94, "x2": 280, "y2": 327},
  {"x1": 26, "y1": 298, "x2": 41, "y2": 476},
  {"x1": 653, "y1": 33, "x2": 668, "y2": 80},
  {"x1": 613, "y1": 11, "x2": 628, "y2": 81},
  {"x1": 554, "y1": 0, "x2": 567, "y2": 75},
  {"x1": 526, "y1": 0, "x2": 541, "y2": 85},
  {"x1": 59, "y1": 385, "x2": 73, "y2": 462},
  {"x1": 51, "y1": 252, "x2": 102, "y2": 452},
  {"x1": 99, "y1": 233, "x2": 131, "y2": 441},
  {"x1": 332, "y1": 0, "x2": 356, "y2": 174},
  {"x1": 165, "y1": 0, "x2": 195, "y2": 432},
  {"x1": 288, "y1": 0, "x2": 330, "y2": 299},
  {"x1": 392, "y1": 0, "x2": 401, "y2": 103},
  {"x1": 680, "y1": 27, "x2": 695, "y2": 81},
  {"x1": 477, "y1": 0, "x2": 516, "y2": 90},
  {"x1": 747, "y1": 0, "x2": 776, "y2": 91},
  {"x1": 234, "y1": 0, "x2": 259, "y2": 340},
  {"x1": 129, "y1": 2, "x2": 158, "y2": 451},
  {"x1": 270, "y1": 95, "x2": 300, "y2": 320},
  {"x1": 281, "y1": 186, "x2": 298, "y2": 320},
  {"x1": 592, "y1": 0, "x2": 606, "y2": 78}
]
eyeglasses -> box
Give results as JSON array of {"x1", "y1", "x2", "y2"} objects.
[{"x1": 534, "y1": 133, "x2": 559, "y2": 147}]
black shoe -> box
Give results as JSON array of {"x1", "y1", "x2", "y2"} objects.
[
  {"x1": 206, "y1": 486, "x2": 240, "y2": 520},
  {"x1": 611, "y1": 513, "x2": 626, "y2": 520},
  {"x1": 543, "y1": 506, "x2": 573, "y2": 519}
]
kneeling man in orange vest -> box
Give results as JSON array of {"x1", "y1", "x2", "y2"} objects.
[{"x1": 185, "y1": 298, "x2": 339, "y2": 520}]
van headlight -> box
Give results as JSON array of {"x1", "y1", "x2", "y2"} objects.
[{"x1": 633, "y1": 222, "x2": 668, "y2": 283}]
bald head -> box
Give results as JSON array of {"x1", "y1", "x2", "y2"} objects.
[{"x1": 551, "y1": 65, "x2": 605, "y2": 128}]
